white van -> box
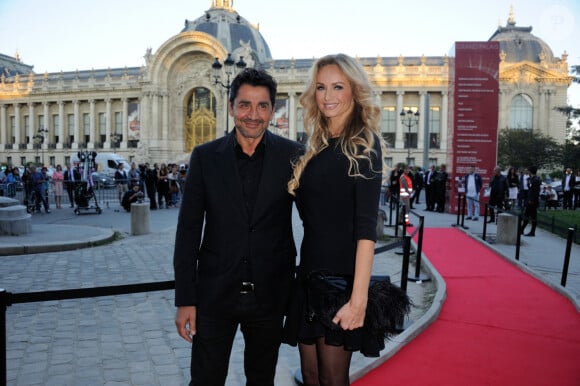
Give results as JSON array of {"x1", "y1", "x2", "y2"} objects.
[{"x1": 71, "y1": 152, "x2": 130, "y2": 177}]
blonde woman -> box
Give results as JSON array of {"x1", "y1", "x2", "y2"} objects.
[{"x1": 284, "y1": 54, "x2": 388, "y2": 385}]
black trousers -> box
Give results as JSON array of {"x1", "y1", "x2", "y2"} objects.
[
  {"x1": 190, "y1": 293, "x2": 283, "y2": 386},
  {"x1": 563, "y1": 191, "x2": 573, "y2": 209},
  {"x1": 425, "y1": 185, "x2": 434, "y2": 210}
]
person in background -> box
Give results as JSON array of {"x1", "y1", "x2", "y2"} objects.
[
  {"x1": 114, "y1": 163, "x2": 128, "y2": 204},
  {"x1": 562, "y1": 167, "x2": 575, "y2": 210},
  {"x1": 521, "y1": 166, "x2": 541, "y2": 236},
  {"x1": 545, "y1": 185, "x2": 559, "y2": 209},
  {"x1": 64, "y1": 164, "x2": 81, "y2": 208},
  {"x1": 21, "y1": 166, "x2": 33, "y2": 207},
  {"x1": 5, "y1": 167, "x2": 21, "y2": 198},
  {"x1": 413, "y1": 166, "x2": 424, "y2": 206},
  {"x1": 506, "y1": 167, "x2": 519, "y2": 211},
  {"x1": 173, "y1": 68, "x2": 302, "y2": 386},
  {"x1": 156, "y1": 163, "x2": 170, "y2": 209},
  {"x1": 464, "y1": 165, "x2": 483, "y2": 221},
  {"x1": 388, "y1": 163, "x2": 402, "y2": 208},
  {"x1": 518, "y1": 168, "x2": 530, "y2": 210},
  {"x1": 424, "y1": 165, "x2": 437, "y2": 211},
  {"x1": 30, "y1": 165, "x2": 50, "y2": 213},
  {"x1": 168, "y1": 163, "x2": 180, "y2": 207},
  {"x1": 434, "y1": 164, "x2": 448, "y2": 213},
  {"x1": 144, "y1": 163, "x2": 158, "y2": 210},
  {"x1": 574, "y1": 169, "x2": 580, "y2": 209},
  {"x1": 0, "y1": 167, "x2": 5, "y2": 196},
  {"x1": 283, "y1": 53, "x2": 387, "y2": 385},
  {"x1": 487, "y1": 166, "x2": 508, "y2": 223},
  {"x1": 52, "y1": 164, "x2": 64, "y2": 209},
  {"x1": 128, "y1": 162, "x2": 141, "y2": 190},
  {"x1": 121, "y1": 183, "x2": 144, "y2": 212},
  {"x1": 399, "y1": 164, "x2": 413, "y2": 225}
]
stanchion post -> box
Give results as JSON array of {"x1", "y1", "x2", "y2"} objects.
[
  {"x1": 409, "y1": 216, "x2": 431, "y2": 283},
  {"x1": 482, "y1": 204, "x2": 488, "y2": 241},
  {"x1": 394, "y1": 202, "x2": 400, "y2": 238},
  {"x1": 402, "y1": 205, "x2": 407, "y2": 236},
  {"x1": 388, "y1": 198, "x2": 395, "y2": 227},
  {"x1": 400, "y1": 236, "x2": 410, "y2": 293},
  {"x1": 455, "y1": 194, "x2": 461, "y2": 226},
  {"x1": 515, "y1": 215, "x2": 522, "y2": 261},
  {"x1": 561, "y1": 228, "x2": 574, "y2": 287},
  {"x1": 460, "y1": 194, "x2": 469, "y2": 229}
]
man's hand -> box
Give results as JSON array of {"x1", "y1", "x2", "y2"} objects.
[{"x1": 175, "y1": 306, "x2": 197, "y2": 343}]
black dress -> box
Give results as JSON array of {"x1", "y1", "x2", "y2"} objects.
[{"x1": 283, "y1": 136, "x2": 383, "y2": 357}]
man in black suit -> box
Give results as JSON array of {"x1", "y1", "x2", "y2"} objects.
[
  {"x1": 64, "y1": 164, "x2": 81, "y2": 208},
  {"x1": 562, "y1": 167, "x2": 576, "y2": 210},
  {"x1": 424, "y1": 165, "x2": 437, "y2": 211},
  {"x1": 173, "y1": 68, "x2": 302, "y2": 386}
]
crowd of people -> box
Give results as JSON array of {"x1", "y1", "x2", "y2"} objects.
[
  {"x1": 0, "y1": 159, "x2": 189, "y2": 214},
  {"x1": 384, "y1": 163, "x2": 449, "y2": 222}
]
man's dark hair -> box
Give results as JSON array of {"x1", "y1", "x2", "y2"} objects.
[
  {"x1": 229, "y1": 68, "x2": 277, "y2": 108},
  {"x1": 529, "y1": 166, "x2": 537, "y2": 175}
]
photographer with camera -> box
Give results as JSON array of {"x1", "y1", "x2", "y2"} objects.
[{"x1": 121, "y1": 182, "x2": 144, "y2": 212}]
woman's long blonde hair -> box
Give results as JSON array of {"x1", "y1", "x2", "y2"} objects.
[{"x1": 288, "y1": 54, "x2": 388, "y2": 195}]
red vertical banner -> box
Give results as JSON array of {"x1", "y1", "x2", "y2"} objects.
[{"x1": 447, "y1": 42, "x2": 499, "y2": 214}]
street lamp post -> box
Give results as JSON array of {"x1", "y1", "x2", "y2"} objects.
[
  {"x1": 111, "y1": 134, "x2": 120, "y2": 153},
  {"x1": 211, "y1": 53, "x2": 247, "y2": 136},
  {"x1": 400, "y1": 109, "x2": 420, "y2": 166},
  {"x1": 34, "y1": 127, "x2": 49, "y2": 165}
]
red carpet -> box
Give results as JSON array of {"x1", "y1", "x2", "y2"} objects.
[{"x1": 355, "y1": 228, "x2": 580, "y2": 386}]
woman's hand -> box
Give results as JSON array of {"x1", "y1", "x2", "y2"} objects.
[{"x1": 332, "y1": 298, "x2": 367, "y2": 330}]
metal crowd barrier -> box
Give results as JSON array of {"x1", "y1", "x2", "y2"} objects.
[{"x1": 452, "y1": 193, "x2": 576, "y2": 289}]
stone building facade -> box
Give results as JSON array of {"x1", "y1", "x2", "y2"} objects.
[{"x1": 0, "y1": 2, "x2": 572, "y2": 170}]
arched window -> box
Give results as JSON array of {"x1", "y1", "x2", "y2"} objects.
[{"x1": 509, "y1": 94, "x2": 533, "y2": 129}]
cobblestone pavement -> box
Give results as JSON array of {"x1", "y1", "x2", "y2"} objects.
[{"x1": 1, "y1": 202, "x2": 438, "y2": 386}]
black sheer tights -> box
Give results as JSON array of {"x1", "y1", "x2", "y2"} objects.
[{"x1": 299, "y1": 338, "x2": 353, "y2": 386}]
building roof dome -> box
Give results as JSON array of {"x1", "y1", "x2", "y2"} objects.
[
  {"x1": 488, "y1": 8, "x2": 554, "y2": 64},
  {"x1": 182, "y1": 0, "x2": 272, "y2": 66}
]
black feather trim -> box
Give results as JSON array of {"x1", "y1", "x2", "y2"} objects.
[{"x1": 306, "y1": 271, "x2": 412, "y2": 339}]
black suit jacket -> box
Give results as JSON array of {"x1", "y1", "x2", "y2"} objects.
[
  {"x1": 173, "y1": 130, "x2": 303, "y2": 316},
  {"x1": 64, "y1": 169, "x2": 81, "y2": 184}
]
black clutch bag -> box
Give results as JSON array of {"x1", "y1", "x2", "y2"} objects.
[{"x1": 305, "y1": 271, "x2": 411, "y2": 338}]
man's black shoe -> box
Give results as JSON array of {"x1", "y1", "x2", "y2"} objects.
[{"x1": 524, "y1": 232, "x2": 535, "y2": 237}]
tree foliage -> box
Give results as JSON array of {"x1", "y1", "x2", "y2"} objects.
[{"x1": 497, "y1": 128, "x2": 563, "y2": 170}]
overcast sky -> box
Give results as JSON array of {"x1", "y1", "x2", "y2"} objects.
[{"x1": 1, "y1": 0, "x2": 578, "y2": 106}]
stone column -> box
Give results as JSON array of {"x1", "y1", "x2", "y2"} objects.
[
  {"x1": 418, "y1": 91, "x2": 426, "y2": 151},
  {"x1": 28, "y1": 103, "x2": 35, "y2": 149},
  {"x1": 57, "y1": 101, "x2": 65, "y2": 149},
  {"x1": 105, "y1": 98, "x2": 112, "y2": 147},
  {"x1": 162, "y1": 93, "x2": 169, "y2": 140},
  {"x1": 545, "y1": 90, "x2": 553, "y2": 136},
  {"x1": 0, "y1": 104, "x2": 6, "y2": 145},
  {"x1": 122, "y1": 98, "x2": 128, "y2": 149},
  {"x1": 88, "y1": 99, "x2": 96, "y2": 149},
  {"x1": 395, "y1": 91, "x2": 404, "y2": 149},
  {"x1": 43, "y1": 102, "x2": 50, "y2": 147},
  {"x1": 14, "y1": 104, "x2": 21, "y2": 148},
  {"x1": 151, "y1": 92, "x2": 159, "y2": 140},
  {"x1": 288, "y1": 92, "x2": 296, "y2": 141},
  {"x1": 72, "y1": 100, "x2": 79, "y2": 148},
  {"x1": 140, "y1": 95, "x2": 149, "y2": 145}
]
